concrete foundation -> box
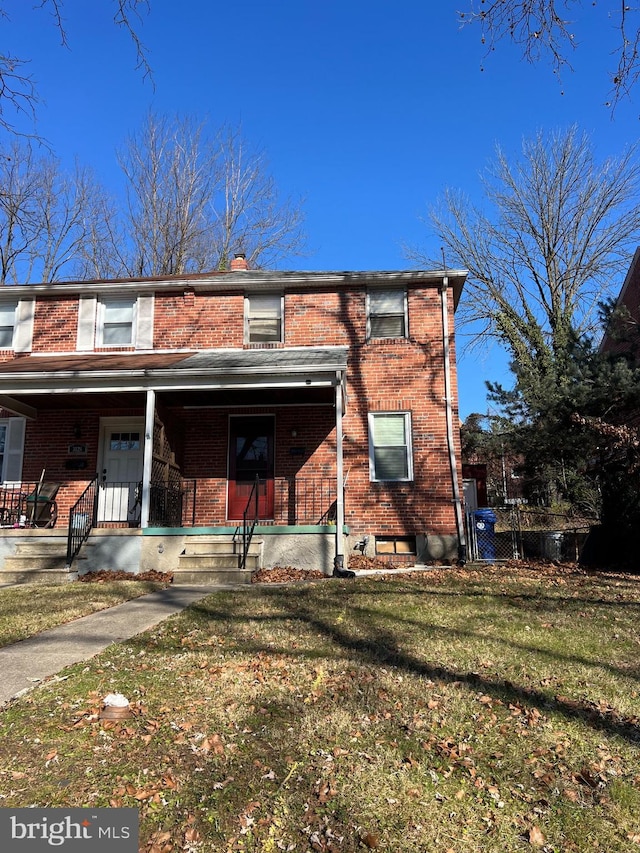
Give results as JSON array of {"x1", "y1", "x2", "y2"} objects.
[{"x1": 0, "y1": 526, "x2": 461, "y2": 578}]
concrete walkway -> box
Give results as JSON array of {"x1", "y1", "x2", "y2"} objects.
[{"x1": 0, "y1": 585, "x2": 217, "y2": 707}]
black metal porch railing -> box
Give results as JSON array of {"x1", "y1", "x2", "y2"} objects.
[
  {"x1": 96, "y1": 480, "x2": 197, "y2": 528},
  {"x1": 149, "y1": 481, "x2": 196, "y2": 527},
  {"x1": 66, "y1": 475, "x2": 99, "y2": 568},
  {"x1": 272, "y1": 476, "x2": 338, "y2": 525},
  {"x1": 0, "y1": 481, "x2": 59, "y2": 529}
]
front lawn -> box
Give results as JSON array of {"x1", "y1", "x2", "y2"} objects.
[
  {"x1": 0, "y1": 564, "x2": 639, "y2": 852},
  {"x1": 0, "y1": 575, "x2": 170, "y2": 648}
]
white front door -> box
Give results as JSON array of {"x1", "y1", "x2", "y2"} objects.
[{"x1": 98, "y1": 419, "x2": 145, "y2": 524}]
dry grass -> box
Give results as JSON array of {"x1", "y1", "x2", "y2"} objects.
[
  {"x1": 0, "y1": 578, "x2": 169, "y2": 647},
  {"x1": 0, "y1": 563, "x2": 639, "y2": 852}
]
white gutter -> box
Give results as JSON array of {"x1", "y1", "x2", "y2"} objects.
[
  {"x1": 0, "y1": 268, "x2": 469, "y2": 298},
  {"x1": 440, "y1": 277, "x2": 467, "y2": 563},
  {"x1": 0, "y1": 376, "x2": 341, "y2": 395}
]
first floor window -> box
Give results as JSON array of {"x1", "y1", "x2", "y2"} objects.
[
  {"x1": 0, "y1": 417, "x2": 25, "y2": 482},
  {"x1": 368, "y1": 412, "x2": 413, "y2": 481}
]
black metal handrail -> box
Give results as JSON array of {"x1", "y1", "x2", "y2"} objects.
[
  {"x1": 237, "y1": 475, "x2": 261, "y2": 571},
  {"x1": 66, "y1": 475, "x2": 99, "y2": 568}
]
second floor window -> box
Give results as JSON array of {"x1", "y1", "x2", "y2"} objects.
[
  {"x1": 246, "y1": 293, "x2": 283, "y2": 344},
  {"x1": 367, "y1": 289, "x2": 407, "y2": 339},
  {"x1": 78, "y1": 294, "x2": 153, "y2": 351},
  {"x1": 99, "y1": 298, "x2": 136, "y2": 346},
  {"x1": 0, "y1": 301, "x2": 17, "y2": 349}
]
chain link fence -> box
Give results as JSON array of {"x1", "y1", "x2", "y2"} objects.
[{"x1": 465, "y1": 506, "x2": 594, "y2": 563}]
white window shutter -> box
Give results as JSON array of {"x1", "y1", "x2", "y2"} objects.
[
  {"x1": 77, "y1": 295, "x2": 97, "y2": 351},
  {"x1": 14, "y1": 299, "x2": 34, "y2": 353},
  {"x1": 136, "y1": 295, "x2": 154, "y2": 349},
  {"x1": 5, "y1": 417, "x2": 25, "y2": 482}
]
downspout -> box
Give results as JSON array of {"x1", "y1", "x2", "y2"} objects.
[
  {"x1": 140, "y1": 388, "x2": 155, "y2": 529},
  {"x1": 333, "y1": 370, "x2": 355, "y2": 578},
  {"x1": 440, "y1": 278, "x2": 467, "y2": 563}
]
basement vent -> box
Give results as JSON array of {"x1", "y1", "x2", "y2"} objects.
[{"x1": 375, "y1": 536, "x2": 416, "y2": 556}]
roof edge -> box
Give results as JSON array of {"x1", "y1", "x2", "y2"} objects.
[{"x1": 0, "y1": 268, "x2": 468, "y2": 302}]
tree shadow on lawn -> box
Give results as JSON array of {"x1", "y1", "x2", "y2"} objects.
[
  {"x1": 321, "y1": 577, "x2": 640, "y2": 612},
  {"x1": 173, "y1": 587, "x2": 640, "y2": 746}
]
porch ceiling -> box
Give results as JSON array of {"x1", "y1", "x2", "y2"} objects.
[{"x1": 1, "y1": 385, "x2": 336, "y2": 413}]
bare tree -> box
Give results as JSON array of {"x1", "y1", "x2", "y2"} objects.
[
  {"x1": 0, "y1": 141, "x2": 109, "y2": 282},
  {"x1": 408, "y1": 126, "x2": 640, "y2": 387},
  {"x1": 0, "y1": 0, "x2": 151, "y2": 136},
  {"x1": 112, "y1": 114, "x2": 306, "y2": 276},
  {"x1": 459, "y1": 1, "x2": 640, "y2": 106}
]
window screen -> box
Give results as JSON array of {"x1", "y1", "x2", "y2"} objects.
[
  {"x1": 368, "y1": 289, "x2": 406, "y2": 338},
  {"x1": 0, "y1": 302, "x2": 16, "y2": 348},
  {"x1": 247, "y1": 294, "x2": 282, "y2": 343},
  {"x1": 369, "y1": 413, "x2": 412, "y2": 481},
  {"x1": 101, "y1": 299, "x2": 135, "y2": 345}
]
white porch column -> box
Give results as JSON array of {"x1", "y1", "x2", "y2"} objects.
[
  {"x1": 141, "y1": 388, "x2": 155, "y2": 529},
  {"x1": 334, "y1": 373, "x2": 345, "y2": 570}
]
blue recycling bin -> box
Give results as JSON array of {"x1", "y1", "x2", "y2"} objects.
[{"x1": 474, "y1": 508, "x2": 497, "y2": 561}]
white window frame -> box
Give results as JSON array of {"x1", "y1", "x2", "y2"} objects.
[
  {"x1": 78, "y1": 294, "x2": 153, "y2": 351},
  {"x1": 245, "y1": 293, "x2": 284, "y2": 344},
  {"x1": 366, "y1": 288, "x2": 408, "y2": 340},
  {"x1": 0, "y1": 417, "x2": 25, "y2": 483},
  {"x1": 97, "y1": 296, "x2": 137, "y2": 347},
  {"x1": 368, "y1": 412, "x2": 413, "y2": 482},
  {"x1": 0, "y1": 301, "x2": 17, "y2": 350}
]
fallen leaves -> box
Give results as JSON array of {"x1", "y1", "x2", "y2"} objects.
[
  {"x1": 252, "y1": 566, "x2": 326, "y2": 583},
  {"x1": 78, "y1": 569, "x2": 173, "y2": 583},
  {"x1": 528, "y1": 825, "x2": 546, "y2": 847},
  {"x1": 4, "y1": 566, "x2": 640, "y2": 853}
]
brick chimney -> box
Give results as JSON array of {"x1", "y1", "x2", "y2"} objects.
[{"x1": 230, "y1": 252, "x2": 248, "y2": 271}]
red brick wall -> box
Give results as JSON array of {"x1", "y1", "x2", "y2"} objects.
[
  {"x1": 8, "y1": 281, "x2": 462, "y2": 537},
  {"x1": 153, "y1": 289, "x2": 244, "y2": 349},
  {"x1": 340, "y1": 287, "x2": 460, "y2": 537},
  {"x1": 32, "y1": 295, "x2": 78, "y2": 351}
]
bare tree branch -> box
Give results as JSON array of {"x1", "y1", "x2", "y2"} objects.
[
  {"x1": 459, "y1": 1, "x2": 640, "y2": 107},
  {"x1": 408, "y1": 126, "x2": 640, "y2": 387},
  {"x1": 110, "y1": 113, "x2": 306, "y2": 277},
  {"x1": 0, "y1": 1, "x2": 151, "y2": 136},
  {"x1": 0, "y1": 140, "x2": 110, "y2": 282}
]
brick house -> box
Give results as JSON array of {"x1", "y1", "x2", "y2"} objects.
[
  {"x1": 0, "y1": 257, "x2": 467, "y2": 580},
  {"x1": 601, "y1": 246, "x2": 640, "y2": 359}
]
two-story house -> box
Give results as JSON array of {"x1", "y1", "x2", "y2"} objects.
[{"x1": 0, "y1": 256, "x2": 467, "y2": 581}]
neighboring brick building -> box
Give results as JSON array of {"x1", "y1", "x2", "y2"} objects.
[
  {"x1": 0, "y1": 258, "x2": 467, "y2": 577},
  {"x1": 602, "y1": 246, "x2": 640, "y2": 359}
]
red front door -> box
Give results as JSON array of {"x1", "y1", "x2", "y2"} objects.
[{"x1": 227, "y1": 416, "x2": 275, "y2": 520}]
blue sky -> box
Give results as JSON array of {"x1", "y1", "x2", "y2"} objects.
[{"x1": 5, "y1": 0, "x2": 640, "y2": 417}]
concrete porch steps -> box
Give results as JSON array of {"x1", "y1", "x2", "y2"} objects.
[
  {"x1": 0, "y1": 533, "x2": 82, "y2": 584},
  {"x1": 173, "y1": 535, "x2": 261, "y2": 585}
]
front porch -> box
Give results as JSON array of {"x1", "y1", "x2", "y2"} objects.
[
  {"x1": 0, "y1": 472, "x2": 345, "y2": 582},
  {"x1": 0, "y1": 345, "x2": 350, "y2": 580}
]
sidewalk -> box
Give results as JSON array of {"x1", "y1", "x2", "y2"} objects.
[{"x1": 0, "y1": 585, "x2": 217, "y2": 707}]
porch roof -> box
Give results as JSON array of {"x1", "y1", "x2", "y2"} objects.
[{"x1": 0, "y1": 347, "x2": 349, "y2": 411}]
